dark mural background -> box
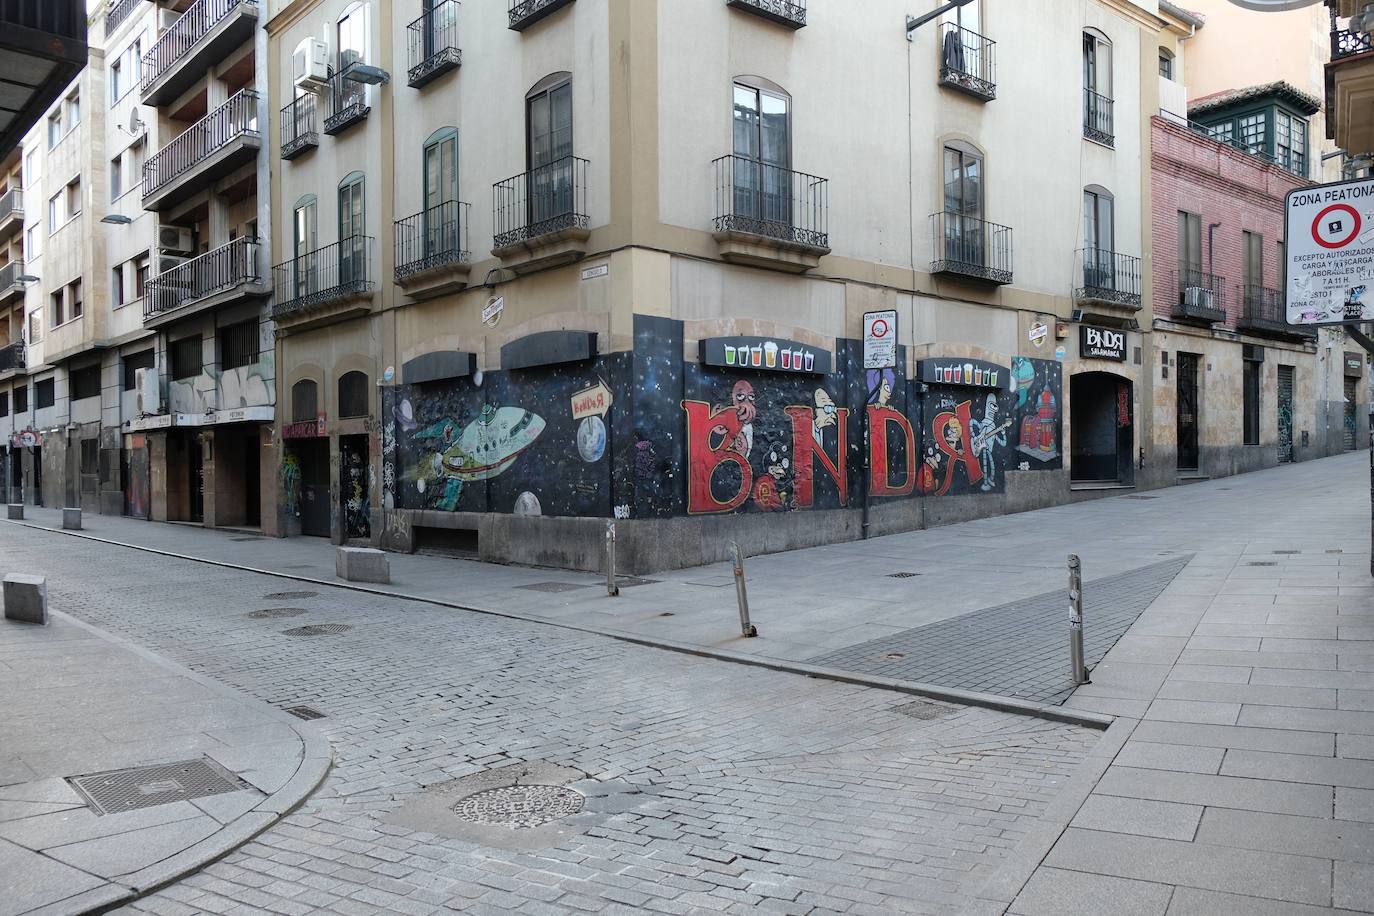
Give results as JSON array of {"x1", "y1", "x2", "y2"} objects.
[{"x1": 380, "y1": 314, "x2": 1063, "y2": 521}]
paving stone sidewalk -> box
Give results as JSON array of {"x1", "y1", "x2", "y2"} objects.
[{"x1": 0, "y1": 609, "x2": 328, "y2": 915}]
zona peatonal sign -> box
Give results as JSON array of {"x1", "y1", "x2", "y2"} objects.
[
  {"x1": 1285, "y1": 177, "x2": 1374, "y2": 325},
  {"x1": 1080, "y1": 325, "x2": 1126, "y2": 361}
]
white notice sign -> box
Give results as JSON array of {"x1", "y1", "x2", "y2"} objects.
[
  {"x1": 863, "y1": 309, "x2": 897, "y2": 370},
  {"x1": 1286, "y1": 178, "x2": 1374, "y2": 325}
]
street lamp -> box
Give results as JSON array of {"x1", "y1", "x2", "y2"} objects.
[
  {"x1": 343, "y1": 64, "x2": 391, "y2": 85},
  {"x1": 16, "y1": 274, "x2": 38, "y2": 284},
  {"x1": 100, "y1": 214, "x2": 132, "y2": 225}
]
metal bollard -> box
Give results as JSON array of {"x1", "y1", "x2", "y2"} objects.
[
  {"x1": 1068, "y1": 554, "x2": 1089, "y2": 685},
  {"x1": 605, "y1": 521, "x2": 620, "y2": 597},
  {"x1": 732, "y1": 541, "x2": 758, "y2": 638}
]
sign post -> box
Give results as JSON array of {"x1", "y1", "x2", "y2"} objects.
[{"x1": 861, "y1": 311, "x2": 898, "y2": 541}]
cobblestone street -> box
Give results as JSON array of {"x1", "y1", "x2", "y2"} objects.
[{"x1": 0, "y1": 531, "x2": 1097, "y2": 915}]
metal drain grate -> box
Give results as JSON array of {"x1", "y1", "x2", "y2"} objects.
[
  {"x1": 1328, "y1": 549, "x2": 1345, "y2": 554},
  {"x1": 68, "y1": 758, "x2": 249, "y2": 816},
  {"x1": 1123, "y1": 495, "x2": 1159, "y2": 500},
  {"x1": 247, "y1": 608, "x2": 307, "y2": 619},
  {"x1": 887, "y1": 572, "x2": 920, "y2": 578},
  {"x1": 615, "y1": 577, "x2": 659, "y2": 588},
  {"x1": 1273, "y1": 550, "x2": 1302, "y2": 555},
  {"x1": 282, "y1": 623, "x2": 352, "y2": 636},
  {"x1": 282, "y1": 706, "x2": 326, "y2": 720},
  {"x1": 1247, "y1": 562, "x2": 1277, "y2": 567},
  {"x1": 265, "y1": 591, "x2": 319, "y2": 600},
  {"x1": 515, "y1": 582, "x2": 594, "y2": 593},
  {"x1": 453, "y1": 785, "x2": 585, "y2": 828},
  {"x1": 229, "y1": 536, "x2": 263, "y2": 542},
  {"x1": 882, "y1": 651, "x2": 907, "y2": 661},
  {"x1": 891, "y1": 699, "x2": 955, "y2": 721}
]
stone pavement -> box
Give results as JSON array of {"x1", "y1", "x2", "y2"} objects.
[
  {"x1": 0, "y1": 607, "x2": 329, "y2": 915},
  {"x1": 0, "y1": 527, "x2": 1099, "y2": 915}
]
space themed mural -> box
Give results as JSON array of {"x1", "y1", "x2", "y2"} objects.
[{"x1": 380, "y1": 314, "x2": 1063, "y2": 525}]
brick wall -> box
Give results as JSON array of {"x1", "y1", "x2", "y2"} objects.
[{"x1": 1150, "y1": 116, "x2": 1310, "y2": 326}]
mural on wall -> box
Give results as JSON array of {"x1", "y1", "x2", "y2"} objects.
[
  {"x1": 1011, "y1": 357, "x2": 1063, "y2": 470},
  {"x1": 340, "y1": 438, "x2": 370, "y2": 540},
  {"x1": 168, "y1": 354, "x2": 276, "y2": 414},
  {"x1": 124, "y1": 439, "x2": 149, "y2": 519},
  {"x1": 281, "y1": 452, "x2": 302, "y2": 519}
]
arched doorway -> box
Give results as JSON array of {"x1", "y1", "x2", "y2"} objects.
[{"x1": 1070, "y1": 371, "x2": 1133, "y2": 484}]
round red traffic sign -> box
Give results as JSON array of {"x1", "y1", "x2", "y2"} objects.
[
  {"x1": 1312, "y1": 204, "x2": 1361, "y2": 250},
  {"x1": 870, "y1": 319, "x2": 890, "y2": 338}
]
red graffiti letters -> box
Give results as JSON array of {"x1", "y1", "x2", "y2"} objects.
[
  {"x1": 682, "y1": 400, "x2": 752, "y2": 514},
  {"x1": 786, "y1": 405, "x2": 848, "y2": 509},
  {"x1": 933, "y1": 400, "x2": 982, "y2": 496},
  {"x1": 868, "y1": 406, "x2": 915, "y2": 497}
]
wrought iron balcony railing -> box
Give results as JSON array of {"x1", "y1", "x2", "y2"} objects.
[
  {"x1": 105, "y1": 0, "x2": 141, "y2": 36},
  {"x1": 0, "y1": 189, "x2": 23, "y2": 223},
  {"x1": 930, "y1": 211, "x2": 1012, "y2": 285},
  {"x1": 1075, "y1": 249, "x2": 1142, "y2": 309},
  {"x1": 1174, "y1": 268, "x2": 1227, "y2": 321},
  {"x1": 141, "y1": 0, "x2": 253, "y2": 96},
  {"x1": 323, "y1": 67, "x2": 371, "y2": 135},
  {"x1": 0, "y1": 260, "x2": 23, "y2": 295},
  {"x1": 725, "y1": 0, "x2": 806, "y2": 29},
  {"x1": 1238, "y1": 283, "x2": 1316, "y2": 338},
  {"x1": 938, "y1": 23, "x2": 995, "y2": 101},
  {"x1": 407, "y1": 0, "x2": 462, "y2": 88},
  {"x1": 493, "y1": 156, "x2": 589, "y2": 249},
  {"x1": 509, "y1": 0, "x2": 573, "y2": 31},
  {"x1": 0, "y1": 340, "x2": 24, "y2": 373},
  {"x1": 1333, "y1": 27, "x2": 1374, "y2": 61},
  {"x1": 1084, "y1": 88, "x2": 1114, "y2": 147},
  {"x1": 144, "y1": 237, "x2": 262, "y2": 320},
  {"x1": 272, "y1": 236, "x2": 374, "y2": 318},
  {"x1": 712, "y1": 154, "x2": 828, "y2": 249},
  {"x1": 280, "y1": 94, "x2": 318, "y2": 160},
  {"x1": 143, "y1": 89, "x2": 259, "y2": 198},
  {"x1": 395, "y1": 201, "x2": 471, "y2": 281}
]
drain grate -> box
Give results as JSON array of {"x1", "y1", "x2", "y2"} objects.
[
  {"x1": 887, "y1": 572, "x2": 920, "y2": 579},
  {"x1": 247, "y1": 607, "x2": 307, "y2": 619},
  {"x1": 282, "y1": 623, "x2": 352, "y2": 636},
  {"x1": 68, "y1": 758, "x2": 249, "y2": 816},
  {"x1": 891, "y1": 699, "x2": 955, "y2": 721},
  {"x1": 615, "y1": 577, "x2": 659, "y2": 588},
  {"x1": 515, "y1": 582, "x2": 594, "y2": 593},
  {"x1": 1273, "y1": 550, "x2": 1302, "y2": 555},
  {"x1": 882, "y1": 651, "x2": 907, "y2": 661},
  {"x1": 229, "y1": 536, "x2": 263, "y2": 542},
  {"x1": 282, "y1": 705, "x2": 326, "y2": 720},
  {"x1": 1247, "y1": 562, "x2": 1278, "y2": 567},
  {"x1": 452, "y1": 785, "x2": 585, "y2": 828},
  {"x1": 1123, "y1": 495, "x2": 1159, "y2": 500},
  {"x1": 264, "y1": 591, "x2": 318, "y2": 600},
  {"x1": 1328, "y1": 549, "x2": 1345, "y2": 554}
]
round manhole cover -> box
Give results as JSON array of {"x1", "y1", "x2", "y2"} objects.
[
  {"x1": 281, "y1": 624, "x2": 352, "y2": 636},
  {"x1": 453, "y1": 785, "x2": 585, "y2": 828},
  {"x1": 265, "y1": 591, "x2": 319, "y2": 600},
  {"x1": 247, "y1": 608, "x2": 307, "y2": 619}
]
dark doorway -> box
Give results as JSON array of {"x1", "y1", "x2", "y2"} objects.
[
  {"x1": 243, "y1": 432, "x2": 261, "y2": 527},
  {"x1": 187, "y1": 438, "x2": 204, "y2": 523},
  {"x1": 1070, "y1": 372, "x2": 1133, "y2": 483},
  {"x1": 1176, "y1": 352, "x2": 1200, "y2": 471},
  {"x1": 1277, "y1": 364, "x2": 1294, "y2": 463},
  {"x1": 31, "y1": 446, "x2": 41, "y2": 506},
  {"x1": 294, "y1": 438, "x2": 331, "y2": 537},
  {"x1": 339, "y1": 434, "x2": 370, "y2": 541},
  {"x1": 1346, "y1": 376, "x2": 1359, "y2": 452},
  {"x1": 8, "y1": 448, "x2": 19, "y2": 503}
]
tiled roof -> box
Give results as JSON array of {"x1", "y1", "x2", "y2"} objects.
[{"x1": 1189, "y1": 81, "x2": 1322, "y2": 117}]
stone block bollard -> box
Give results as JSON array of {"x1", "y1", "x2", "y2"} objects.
[
  {"x1": 4, "y1": 574, "x2": 47, "y2": 624},
  {"x1": 62, "y1": 508, "x2": 81, "y2": 530},
  {"x1": 336, "y1": 546, "x2": 390, "y2": 584},
  {"x1": 6, "y1": 504, "x2": 22, "y2": 520}
]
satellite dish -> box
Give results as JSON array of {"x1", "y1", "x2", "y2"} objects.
[{"x1": 126, "y1": 109, "x2": 145, "y2": 140}]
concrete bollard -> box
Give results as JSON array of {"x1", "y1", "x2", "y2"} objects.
[
  {"x1": 336, "y1": 546, "x2": 390, "y2": 584},
  {"x1": 4, "y1": 574, "x2": 47, "y2": 624},
  {"x1": 62, "y1": 508, "x2": 81, "y2": 530},
  {"x1": 6, "y1": 504, "x2": 22, "y2": 520}
]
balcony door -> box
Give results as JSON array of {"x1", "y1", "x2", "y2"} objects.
[
  {"x1": 732, "y1": 81, "x2": 791, "y2": 230},
  {"x1": 526, "y1": 75, "x2": 573, "y2": 229},
  {"x1": 293, "y1": 195, "x2": 317, "y2": 299},
  {"x1": 1084, "y1": 186, "x2": 1114, "y2": 290},
  {"x1": 423, "y1": 0, "x2": 455, "y2": 59},
  {"x1": 423, "y1": 128, "x2": 458, "y2": 259},
  {"x1": 943, "y1": 141, "x2": 984, "y2": 265},
  {"x1": 1178, "y1": 210, "x2": 1202, "y2": 298},
  {"x1": 338, "y1": 172, "x2": 365, "y2": 287},
  {"x1": 336, "y1": 2, "x2": 368, "y2": 111},
  {"x1": 1243, "y1": 230, "x2": 1263, "y2": 312}
]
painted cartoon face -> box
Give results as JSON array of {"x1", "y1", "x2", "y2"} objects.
[
  {"x1": 814, "y1": 389, "x2": 837, "y2": 430},
  {"x1": 733, "y1": 380, "x2": 757, "y2": 423},
  {"x1": 983, "y1": 394, "x2": 998, "y2": 422},
  {"x1": 943, "y1": 418, "x2": 963, "y2": 452},
  {"x1": 767, "y1": 445, "x2": 789, "y2": 480}
]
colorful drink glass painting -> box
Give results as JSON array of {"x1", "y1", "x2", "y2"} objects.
[
  {"x1": 764, "y1": 342, "x2": 778, "y2": 368},
  {"x1": 724, "y1": 345, "x2": 736, "y2": 366},
  {"x1": 781, "y1": 348, "x2": 792, "y2": 370},
  {"x1": 752, "y1": 346, "x2": 763, "y2": 367},
  {"x1": 804, "y1": 351, "x2": 815, "y2": 371}
]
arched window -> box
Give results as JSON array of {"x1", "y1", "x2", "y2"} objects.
[
  {"x1": 338, "y1": 370, "x2": 369, "y2": 418},
  {"x1": 732, "y1": 77, "x2": 791, "y2": 226},
  {"x1": 291, "y1": 379, "x2": 318, "y2": 423},
  {"x1": 1158, "y1": 47, "x2": 1174, "y2": 80},
  {"x1": 423, "y1": 127, "x2": 458, "y2": 211},
  {"x1": 526, "y1": 74, "x2": 572, "y2": 225},
  {"x1": 338, "y1": 172, "x2": 365, "y2": 286},
  {"x1": 336, "y1": 3, "x2": 368, "y2": 111},
  {"x1": 1083, "y1": 184, "x2": 1114, "y2": 254},
  {"x1": 1083, "y1": 29, "x2": 1113, "y2": 143},
  {"x1": 292, "y1": 195, "x2": 318, "y2": 298}
]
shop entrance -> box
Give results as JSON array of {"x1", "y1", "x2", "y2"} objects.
[
  {"x1": 1277, "y1": 364, "x2": 1295, "y2": 463},
  {"x1": 1070, "y1": 371, "x2": 1133, "y2": 484},
  {"x1": 339, "y1": 434, "x2": 370, "y2": 541},
  {"x1": 1176, "y1": 352, "x2": 1200, "y2": 471},
  {"x1": 212, "y1": 426, "x2": 263, "y2": 528},
  {"x1": 31, "y1": 445, "x2": 41, "y2": 506},
  {"x1": 293, "y1": 438, "x2": 331, "y2": 537},
  {"x1": 1346, "y1": 376, "x2": 1359, "y2": 452}
]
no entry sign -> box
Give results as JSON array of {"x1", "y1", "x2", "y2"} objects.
[
  {"x1": 863, "y1": 309, "x2": 897, "y2": 369},
  {"x1": 1286, "y1": 177, "x2": 1374, "y2": 325}
]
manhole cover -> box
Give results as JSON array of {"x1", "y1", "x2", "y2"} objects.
[
  {"x1": 265, "y1": 591, "x2": 318, "y2": 600},
  {"x1": 515, "y1": 582, "x2": 594, "y2": 593},
  {"x1": 69, "y1": 758, "x2": 249, "y2": 816},
  {"x1": 891, "y1": 699, "x2": 955, "y2": 721},
  {"x1": 283, "y1": 706, "x2": 326, "y2": 720},
  {"x1": 452, "y1": 785, "x2": 585, "y2": 828},
  {"x1": 887, "y1": 572, "x2": 920, "y2": 578},
  {"x1": 1248, "y1": 562, "x2": 1277, "y2": 567},
  {"x1": 247, "y1": 608, "x2": 307, "y2": 619},
  {"x1": 282, "y1": 624, "x2": 352, "y2": 636}
]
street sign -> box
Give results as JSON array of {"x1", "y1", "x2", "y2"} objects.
[
  {"x1": 1286, "y1": 177, "x2": 1374, "y2": 325},
  {"x1": 863, "y1": 310, "x2": 897, "y2": 370}
]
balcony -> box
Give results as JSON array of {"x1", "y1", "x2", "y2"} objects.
[
  {"x1": 395, "y1": 201, "x2": 471, "y2": 299},
  {"x1": 105, "y1": 0, "x2": 140, "y2": 36},
  {"x1": 492, "y1": 156, "x2": 590, "y2": 273},
  {"x1": 407, "y1": 1, "x2": 462, "y2": 89},
  {"x1": 280, "y1": 95, "x2": 318, "y2": 160},
  {"x1": 1171, "y1": 112, "x2": 1307, "y2": 179},
  {"x1": 1172, "y1": 269, "x2": 1227, "y2": 323},
  {"x1": 0, "y1": 341, "x2": 23, "y2": 374},
  {"x1": 1237, "y1": 284, "x2": 1316, "y2": 341},
  {"x1": 1074, "y1": 249, "x2": 1142, "y2": 311},
  {"x1": 0, "y1": 260, "x2": 25, "y2": 304},
  {"x1": 142, "y1": 89, "x2": 260, "y2": 212},
  {"x1": 271, "y1": 236, "x2": 375, "y2": 329},
  {"x1": 938, "y1": 23, "x2": 995, "y2": 101},
  {"x1": 1333, "y1": 28, "x2": 1374, "y2": 62},
  {"x1": 143, "y1": 237, "x2": 269, "y2": 329},
  {"x1": 140, "y1": 0, "x2": 258, "y2": 107},
  {"x1": 0, "y1": 0, "x2": 86, "y2": 159},
  {"x1": 323, "y1": 68, "x2": 370, "y2": 136},
  {"x1": 726, "y1": 0, "x2": 806, "y2": 29},
  {"x1": 929, "y1": 211, "x2": 1012, "y2": 285},
  {"x1": 1084, "y1": 89, "x2": 1114, "y2": 147},
  {"x1": 712, "y1": 154, "x2": 829, "y2": 273},
  {"x1": 0, "y1": 189, "x2": 22, "y2": 243},
  {"x1": 509, "y1": 0, "x2": 574, "y2": 31}
]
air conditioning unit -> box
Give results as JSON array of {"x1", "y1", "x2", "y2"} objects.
[
  {"x1": 135, "y1": 366, "x2": 160, "y2": 416},
  {"x1": 157, "y1": 225, "x2": 193, "y2": 254},
  {"x1": 158, "y1": 254, "x2": 189, "y2": 275},
  {"x1": 1184, "y1": 286, "x2": 1215, "y2": 310},
  {"x1": 293, "y1": 38, "x2": 330, "y2": 93},
  {"x1": 158, "y1": 7, "x2": 182, "y2": 32}
]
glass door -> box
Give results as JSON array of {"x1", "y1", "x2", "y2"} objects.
[
  {"x1": 423, "y1": 131, "x2": 458, "y2": 258},
  {"x1": 293, "y1": 197, "x2": 317, "y2": 299},
  {"x1": 338, "y1": 174, "x2": 364, "y2": 287},
  {"x1": 944, "y1": 144, "x2": 983, "y2": 266},
  {"x1": 527, "y1": 80, "x2": 573, "y2": 228},
  {"x1": 1083, "y1": 190, "x2": 1114, "y2": 289},
  {"x1": 732, "y1": 83, "x2": 790, "y2": 230}
]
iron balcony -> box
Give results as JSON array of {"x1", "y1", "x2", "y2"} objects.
[
  {"x1": 323, "y1": 67, "x2": 370, "y2": 136},
  {"x1": 1237, "y1": 283, "x2": 1316, "y2": 340},
  {"x1": 725, "y1": 0, "x2": 806, "y2": 29},
  {"x1": 280, "y1": 95, "x2": 318, "y2": 160},
  {"x1": 1074, "y1": 248, "x2": 1142, "y2": 310},
  {"x1": 1332, "y1": 27, "x2": 1373, "y2": 62},
  {"x1": 929, "y1": 211, "x2": 1013, "y2": 285},
  {"x1": 0, "y1": 340, "x2": 23, "y2": 373},
  {"x1": 140, "y1": 0, "x2": 258, "y2": 107},
  {"x1": 493, "y1": 156, "x2": 589, "y2": 250},
  {"x1": 0, "y1": 189, "x2": 23, "y2": 244},
  {"x1": 395, "y1": 200, "x2": 471, "y2": 281},
  {"x1": 272, "y1": 236, "x2": 375, "y2": 319},
  {"x1": 144, "y1": 237, "x2": 268, "y2": 328},
  {"x1": 407, "y1": 0, "x2": 462, "y2": 89},
  {"x1": 1084, "y1": 88, "x2": 1114, "y2": 147},
  {"x1": 509, "y1": 0, "x2": 574, "y2": 32},
  {"x1": 1173, "y1": 268, "x2": 1227, "y2": 323},
  {"x1": 105, "y1": 0, "x2": 140, "y2": 37},
  {"x1": 142, "y1": 89, "x2": 260, "y2": 212},
  {"x1": 938, "y1": 23, "x2": 995, "y2": 101},
  {"x1": 0, "y1": 260, "x2": 25, "y2": 304}
]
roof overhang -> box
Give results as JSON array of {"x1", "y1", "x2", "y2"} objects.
[{"x1": 0, "y1": 2, "x2": 88, "y2": 160}]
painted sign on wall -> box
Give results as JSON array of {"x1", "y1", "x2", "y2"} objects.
[{"x1": 1080, "y1": 325, "x2": 1127, "y2": 361}]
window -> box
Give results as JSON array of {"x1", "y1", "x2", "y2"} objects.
[
  {"x1": 338, "y1": 370, "x2": 369, "y2": 418},
  {"x1": 25, "y1": 226, "x2": 38, "y2": 261},
  {"x1": 1238, "y1": 112, "x2": 1265, "y2": 155},
  {"x1": 47, "y1": 112, "x2": 61, "y2": 149},
  {"x1": 1083, "y1": 187, "x2": 1114, "y2": 253},
  {"x1": 1243, "y1": 230, "x2": 1263, "y2": 297},
  {"x1": 292, "y1": 379, "x2": 318, "y2": 423},
  {"x1": 68, "y1": 279, "x2": 82, "y2": 320},
  {"x1": 66, "y1": 178, "x2": 80, "y2": 219},
  {"x1": 943, "y1": 141, "x2": 984, "y2": 263},
  {"x1": 170, "y1": 335, "x2": 202, "y2": 380},
  {"x1": 1159, "y1": 48, "x2": 1174, "y2": 80},
  {"x1": 218, "y1": 320, "x2": 257, "y2": 370},
  {"x1": 127, "y1": 143, "x2": 144, "y2": 188},
  {"x1": 1177, "y1": 210, "x2": 1202, "y2": 289},
  {"x1": 293, "y1": 195, "x2": 318, "y2": 298},
  {"x1": 1083, "y1": 30, "x2": 1112, "y2": 98},
  {"x1": 13, "y1": 383, "x2": 27, "y2": 413},
  {"x1": 336, "y1": 3, "x2": 368, "y2": 111},
  {"x1": 527, "y1": 73, "x2": 574, "y2": 224},
  {"x1": 23, "y1": 150, "x2": 36, "y2": 186},
  {"x1": 34, "y1": 378, "x2": 54, "y2": 410},
  {"x1": 941, "y1": 0, "x2": 979, "y2": 31},
  {"x1": 66, "y1": 92, "x2": 79, "y2": 130},
  {"x1": 50, "y1": 290, "x2": 63, "y2": 327},
  {"x1": 48, "y1": 192, "x2": 58, "y2": 230},
  {"x1": 1243, "y1": 352, "x2": 1262, "y2": 445},
  {"x1": 112, "y1": 265, "x2": 125, "y2": 308},
  {"x1": 423, "y1": 128, "x2": 459, "y2": 212},
  {"x1": 130, "y1": 37, "x2": 143, "y2": 84},
  {"x1": 731, "y1": 80, "x2": 790, "y2": 227},
  {"x1": 339, "y1": 173, "x2": 365, "y2": 286},
  {"x1": 0, "y1": 391, "x2": 8, "y2": 417},
  {"x1": 110, "y1": 58, "x2": 122, "y2": 103},
  {"x1": 134, "y1": 254, "x2": 149, "y2": 299},
  {"x1": 26, "y1": 310, "x2": 40, "y2": 344},
  {"x1": 70, "y1": 364, "x2": 99, "y2": 401},
  {"x1": 80, "y1": 439, "x2": 97, "y2": 476},
  {"x1": 111, "y1": 154, "x2": 124, "y2": 199},
  {"x1": 1276, "y1": 110, "x2": 1307, "y2": 177},
  {"x1": 122, "y1": 349, "x2": 155, "y2": 390}
]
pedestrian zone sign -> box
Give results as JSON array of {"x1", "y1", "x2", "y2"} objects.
[{"x1": 1286, "y1": 177, "x2": 1374, "y2": 325}]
